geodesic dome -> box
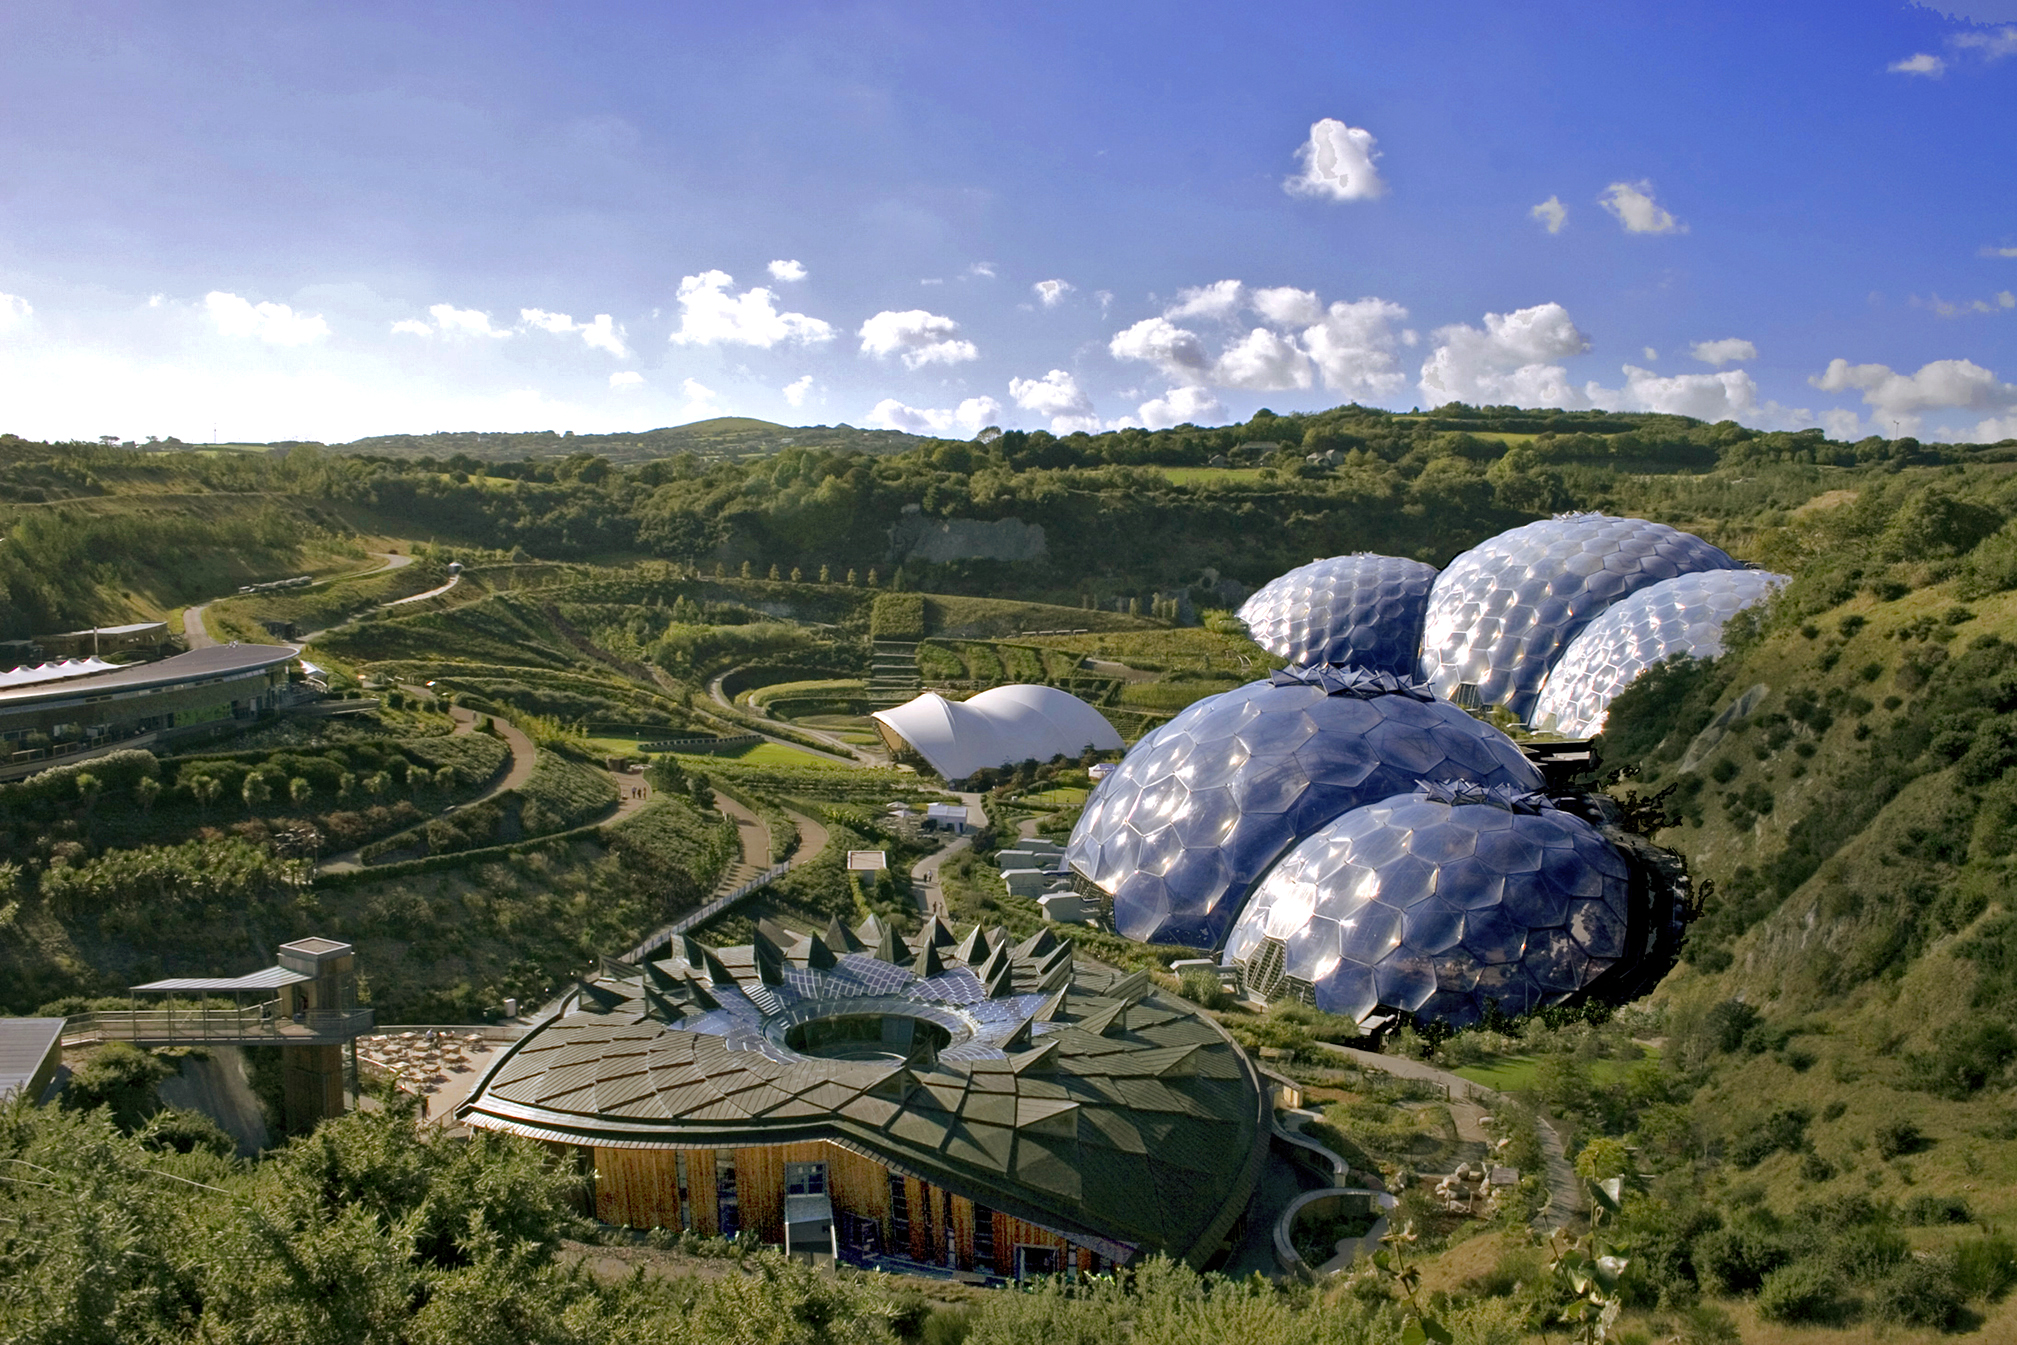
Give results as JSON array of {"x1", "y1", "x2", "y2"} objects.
[
  {"x1": 1417, "y1": 514, "x2": 1738, "y2": 720},
  {"x1": 1236, "y1": 554, "x2": 1440, "y2": 676},
  {"x1": 1530, "y1": 568, "x2": 1789, "y2": 738},
  {"x1": 1065, "y1": 667, "x2": 1543, "y2": 950},
  {"x1": 1221, "y1": 782, "x2": 1633, "y2": 1028}
]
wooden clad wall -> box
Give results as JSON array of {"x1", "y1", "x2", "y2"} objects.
[{"x1": 588, "y1": 1140, "x2": 1089, "y2": 1277}]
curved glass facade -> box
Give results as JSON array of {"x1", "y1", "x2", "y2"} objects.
[
  {"x1": 1531, "y1": 568, "x2": 1789, "y2": 737},
  {"x1": 1237, "y1": 553, "x2": 1440, "y2": 675},
  {"x1": 1417, "y1": 514, "x2": 1738, "y2": 719},
  {"x1": 1222, "y1": 784, "x2": 1632, "y2": 1028},
  {"x1": 1065, "y1": 670, "x2": 1542, "y2": 949}
]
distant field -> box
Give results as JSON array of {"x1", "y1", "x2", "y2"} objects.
[
  {"x1": 1452, "y1": 1049, "x2": 1656, "y2": 1092},
  {"x1": 1019, "y1": 786, "x2": 1088, "y2": 806},
  {"x1": 1159, "y1": 466, "x2": 1268, "y2": 485},
  {"x1": 673, "y1": 741, "x2": 852, "y2": 770}
]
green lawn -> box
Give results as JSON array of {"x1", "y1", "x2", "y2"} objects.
[
  {"x1": 1019, "y1": 786, "x2": 1088, "y2": 806},
  {"x1": 674, "y1": 741, "x2": 853, "y2": 770},
  {"x1": 1159, "y1": 466, "x2": 1267, "y2": 486},
  {"x1": 1452, "y1": 1049, "x2": 1656, "y2": 1092}
]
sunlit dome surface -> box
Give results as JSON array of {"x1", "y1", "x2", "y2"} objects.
[
  {"x1": 872, "y1": 684, "x2": 1122, "y2": 782},
  {"x1": 1236, "y1": 554, "x2": 1439, "y2": 675},
  {"x1": 1222, "y1": 783, "x2": 1632, "y2": 1028},
  {"x1": 1065, "y1": 668, "x2": 1542, "y2": 950},
  {"x1": 1530, "y1": 568, "x2": 1789, "y2": 737},
  {"x1": 1417, "y1": 514, "x2": 1738, "y2": 720}
]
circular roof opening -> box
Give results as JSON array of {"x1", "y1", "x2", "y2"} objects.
[{"x1": 784, "y1": 1013, "x2": 956, "y2": 1067}]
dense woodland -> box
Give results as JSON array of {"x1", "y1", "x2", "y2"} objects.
[{"x1": 12, "y1": 405, "x2": 2017, "y2": 1339}]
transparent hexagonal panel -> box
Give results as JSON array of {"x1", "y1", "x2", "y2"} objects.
[
  {"x1": 1223, "y1": 783, "x2": 1632, "y2": 1028},
  {"x1": 1530, "y1": 568, "x2": 1788, "y2": 737},
  {"x1": 1417, "y1": 514, "x2": 1739, "y2": 720},
  {"x1": 1237, "y1": 553, "x2": 1440, "y2": 675},
  {"x1": 1065, "y1": 668, "x2": 1542, "y2": 950}
]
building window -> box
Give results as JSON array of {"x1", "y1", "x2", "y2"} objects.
[
  {"x1": 1016, "y1": 1245, "x2": 1058, "y2": 1280},
  {"x1": 973, "y1": 1204, "x2": 996, "y2": 1270},
  {"x1": 888, "y1": 1173, "x2": 910, "y2": 1250},
  {"x1": 716, "y1": 1153, "x2": 739, "y2": 1238},
  {"x1": 785, "y1": 1162, "x2": 826, "y2": 1196},
  {"x1": 675, "y1": 1151, "x2": 692, "y2": 1230}
]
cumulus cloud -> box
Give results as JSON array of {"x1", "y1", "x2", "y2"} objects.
[
  {"x1": 1890, "y1": 52, "x2": 1948, "y2": 75},
  {"x1": 1283, "y1": 118, "x2": 1387, "y2": 201},
  {"x1": 1589, "y1": 366, "x2": 1763, "y2": 421},
  {"x1": 609, "y1": 370, "x2": 644, "y2": 390},
  {"x1": 0, "y1": 292, "x2": 32, "y2": 332},
  {"x1": 1812, "y1": 356, "x2": 2017, "y2": 432},
  {"x1": 857, "y1": 309, "x2": 978, "y2": 369},
  {"x1": 1644, "y1": 347, "x2": 1659, "y2": 361},
  {"x1": 1138, "y1": 386, "x2": 1227, "y2": 430},
  {"x1": 1531, "y1": 197, "x2": 1568, "y2": 233},
  {"x1": 670, "y1": 270, "x2": 834, "y2": 348},
  {"x1": 1109, "y1": 316, "x2": 1215, "y2": 383},
  {"x1": 680, "y1": 378, "x2": 720, "y2": 418},
  {"x1": 1166, "y1": 280, "x2": 1246, "y2": 321},
  {"x1": 1691, "y1": 338, "x2": 1758, "y2": 366},
  {"x1": 866, "y1": 396, "x2": 1001, "y2": 436},
  {"x1": 1976, "y1": 414, "x2": 2017, "y2": 442},
  {"x1": 1033, "y1": 279, "x2": 1073, "y2": 307},
  {"x1": 1822, "y1": 408, "x2": 1864, "y2": 441},
  {"x1": 1418, "y1": 303, "x2": 1592, "y2": 407},
  {"x1": 1598, "y1": 180, "x2": 1685, "y2": 235},
  {"x1": 1009, "y1": 369, "x2": 1099, "y2": 432},
  {"x1": 392, "y1": 303, "x2": 510, "y2": 339},
  {"x1": 1111, "y1": 287, "x2": 1409, "y2": 399},
  {"x1": 967, "y1": 262, "x2": 997, "y2": 279},
  {"x1": 782, "y1": 375, "x2": 815, "y2": 407},
  {"x1": 767, "y1": 259, "x2": 807, "y2": 282},
  {"x1": 520, "y1": 308, "x2": 629, "y2": 357},
  {"x1": 1982, "y1": 245, "x2": 2017, "y2": 258},
  {"x1": 1950, "y1": 24, "x2": 2017, "y2": 59},
  {"x1": 206, "y1": 291, "x2": 330, "y2": 346}
]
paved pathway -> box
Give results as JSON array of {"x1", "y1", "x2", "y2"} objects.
[
  {"x1": 1318, "y1": 1042, "x2": 1583, "y2": 1230},
  {"x1": 706, "y1": 671, "x2": 882, "y2": 765},
  {"x1": 381, "y1": 572, "x2": 460, "y2": 608},
  {"x1": 908, "y1": 791, "x2": 990, "y2": 918},
  {"x1": 184, "y1": 551, "x2": 414, "y2": 650}
]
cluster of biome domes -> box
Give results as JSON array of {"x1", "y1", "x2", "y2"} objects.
[{"x1": 1066, "y1": 514, "x2": 1776, "y2": 1030}]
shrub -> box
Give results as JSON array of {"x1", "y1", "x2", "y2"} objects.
[
  {"x1": 1704, "y1": 999, "x2": 1760, "y2": 1053},
  {"x1": 138, "y1": 1107, "x2": 236, "y2": 1157},
  {"x1": 1176, "y1": 968, "x2": 1228, "y2": 1011},
  {"x1": 1952, "y1": 1234, "x2": 2017, "y2": 1301},
  {"x1": 1903, "y1": 1193, "x2": 1973, "y2": 1225},
  {"x1": 1874, "y1": 1119, "x2": 1926, "y2": 1159},
  {"x1": 1870, "y1": 1255, "x2": 1964, "y2": 1329},
  {"x1": 1728, "y1": 1106, "x2": 1811, "y2": 1168},
  {"x1": 1755, "y1": 1261, "x2": 1844, "y2": 1324},
  {"x1": 63, "y1": 1042, "x2": 175, "y2": 1131},
  {"x1": 1693, "y1": 1226, "x2": 1793, "y2": 1295}
]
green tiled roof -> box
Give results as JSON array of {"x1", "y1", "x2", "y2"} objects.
[{"x1": 459, "y1": 916, "x2": 1267, "y2": 1263}]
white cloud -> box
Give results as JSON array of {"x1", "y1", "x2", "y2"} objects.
[
  {"x1": 1589, "y1": 366, "x2": 1761, "y2": 421},
  {"x1": 767, "y1": 259, "x2": 807, "y2": 282},
  {"x1": 1890, "y1": 52, "x2": 1948, "y2": 75},
  {"x1": 967, "y1": 262, "x2": 997, "y2": 279},
  {"x1": 1283, "y1": 118, "x2": 1387, "y2": 202},
  {"x1": 1109, "y1": 316, "x2": 1214, "y2": 383},
  {"x1": 866, "y1": 399, "x2": 958, "y2": 434},
  {"x1": 1214, "y1": 328, "x2": 1313, "y2": 392},
  {"x1": 1644, "y1": 347, "x2": 1659, "y2": 361},
  {"x1": 670, "y1": 270, "x2": 834, "y2": 348},
  {"x1": 0, "y1": 292, "x2": 32, "y2": 332},
  {"x1": 428, "y1": 303, "x2": 510, "y2": 338},
  {"x1": 1251, "y1": 286, "x2": 1324, "y2": 328},
  {"x1": 389, "y1": 319, "x2": 433, "y2": 336},
  {"x1": 1166, "y1": 280, "x2": 1245, "y2": 321},
  {"x1": 1975, "y1": 414, "x2": 2017, "y2": 442},
  {"x1": 520, "y1": 308, "x2": 630, "y2": 357},
  {"x1": 956, "y1": 396, "x2": 1001, "y2": 434},
  {"x1": 1008, "y1": 369, "x2": 1099, "y2": 432},
  {"x1": 1813, "y1": 356, "x2": 2017, "y2": 432},
  {"x1": 205, "y1": 291, "x2": 330, "y2": 346},
  {"x1": 680, "y1": 378, "x2": 720, "y2": 419},
  {"x1": 1137, "y1": 386, "x2": 1226, "y2": 430},
  {"x1": 782, "y1": 374, "x2": 815, "y2": 407},
  {"x1": 1982, "y1": 245, "x2": 2017, "y2": 258},
  {"x1": 1822, "y1": 408, "x2": 1864, "y2": 441},
  {"x1": 1033, "y1": 279, "x2": 1073, "y2": 308},
  {"x1": 1419, "y1": 302, "x2": 1592, "y2": 408},
  {"x1": 1598, "y1": 180, "x2": 1685, "y2": 235},
  {"x1": 1913, "y1": 290, "x2": 2017, "y2": 316},
  {"x1": 1301, "y1": 298, "x2": 1410, "y2": 398},
  {"x1": 1094, "y1": 289, "x2": 1114, "y2": 314},
  {"x1": 1531, "y1": 196, "x2": 1568, "y2": 234},
  {"x1": 1691, "y1": 337, "x2": 1758, "y2": 366},
  {"x1": 1950, "y1": 24, "x2": 2017, "y2": 59},
  {"x1": 609, "y1": 370, "x2": 644, "y2": 390},
  {"x1": 857, "y1": 309, "x2": 978, "y2": 369}
]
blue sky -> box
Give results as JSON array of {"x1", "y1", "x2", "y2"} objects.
[{"x1": 1, "y1": 1, "x2": 2013, "y2": 444}]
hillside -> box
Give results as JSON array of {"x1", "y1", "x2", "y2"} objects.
[{"x1": 337, "y1": 416, "x2": 933, "y2": 464}]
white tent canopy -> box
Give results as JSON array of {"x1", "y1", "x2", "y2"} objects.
[{"x1": 872, "y1": 684, "x2": 1122, "y2": 782}]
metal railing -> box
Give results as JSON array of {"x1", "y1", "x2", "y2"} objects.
[
  {"x1": 622, "y1": 861, "x2": 792, "y2": 964},
  {"x1": 64, "y1": 1004, "x2": 374, "y2": 1046}
]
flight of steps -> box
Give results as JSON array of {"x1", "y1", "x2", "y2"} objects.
[{"x1": 868, "y1": 639, "x2": 921, "y2": 708}]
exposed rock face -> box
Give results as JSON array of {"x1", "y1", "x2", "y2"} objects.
[{"x1": 887, "y1": 511, "x2": 1047, "y2": 564}]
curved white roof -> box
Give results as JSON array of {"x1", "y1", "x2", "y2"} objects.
[{"x1": 872, "y1": 684, "x2": 1122, "y2": 782}]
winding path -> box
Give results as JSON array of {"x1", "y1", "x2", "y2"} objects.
[
  {"x1": 1316, "y1": 1042, "x2": 1583, "y2": 1231},
  {"x1": 184, "y1": 551, "x2": 415, "y2": 650},
  {"x1": 907, "y1": 791, "x2": 990, "y2": 918},
  {"x1": 706, "y1": 670, "x2": 882, "y2": 765}
]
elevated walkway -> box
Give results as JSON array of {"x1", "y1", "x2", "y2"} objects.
[{"x1": 64, "y1": 1005, "x2": 373, "y2": 1049}]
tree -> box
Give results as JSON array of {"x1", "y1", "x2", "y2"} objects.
[
  {"x1": 242, "y1": 774, "x2": 272, "y2": 812},
  {"x1": 74, "y1": 772, "x2": 102, "y2": 815},
  {"x1": 364, "y1": 772, "x2": 390, "y2": 800},
  {"x1": 338, "y1": 771, "x2": 356, "y2": 801},
  {"x1": 190, "y1": 774, "x2": 223, "y2": 818},
  {"x1": 819, "y1": 564, "x2": 831, "y2": 583},
  {"x1": 65, "y1": 1042, "x2": 174, "y2": 1131},
  {"x1": 789, "y1": 566, "x2": 802, "y2": 582},
  {"x1": 435, "y1": 765, "x2": 457, "y2": 792},
  {"x1": 767, "y1": 563, "x2": 780, "y2": 580},
  {"x1": 288, "y1": 777, "x2": 312, "y2": 808},
  {"x1": 846, "y1": 569, "x2": 858, "y2": 585},
  {"x1": 740, "y1": 560, "x2": 752, "y2": 578},
  {"x1": 134, "y1": 776, "x2": 161, "y2": 813}
]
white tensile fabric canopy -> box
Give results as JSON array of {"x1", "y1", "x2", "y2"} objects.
[{"x1": 872, "y1": 684, "x2": 1122, "y2": 782}]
